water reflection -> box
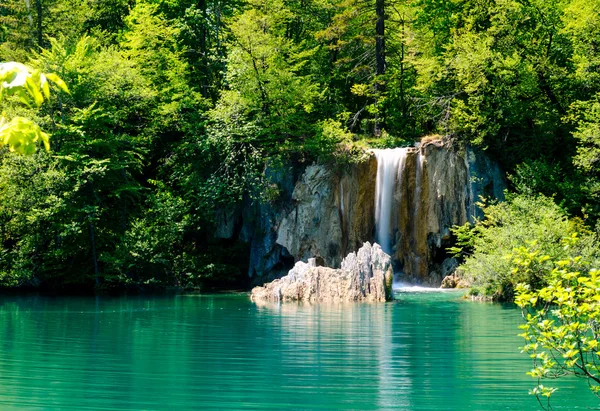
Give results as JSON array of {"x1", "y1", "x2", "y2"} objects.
[{"x1": 0, "y1": 294, "x2": 595, "y2": 410}]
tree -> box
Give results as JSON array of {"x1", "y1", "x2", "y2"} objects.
[
  {"x1": 0, "y1": 0, "x2": 91, "y2": 60},
  {"x1": 409, "y1": 0, "x2": 581, "y2": 168},
  {"x1": 0, "y1": 35, "x2": 152, "y2": 287},
  {"x1": 316, "y1": 0, "x2": 418, "y2": 137},
  {"x1": 514, "y1": 235, "x2": 600, "y2": 410},
  {"x1": 210, "y1": 0, "x2": 321, "y2": 152},
  {"x1": 449, "y1": 194, "x2": 598, "y2": 301}
]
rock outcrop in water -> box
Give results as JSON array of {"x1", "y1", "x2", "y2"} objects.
[{"x1": 251, "y1": 242, "x2": 393, "y2": 303}]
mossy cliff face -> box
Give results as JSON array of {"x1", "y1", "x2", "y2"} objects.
[
  {"x1": 345, "y1": 155, "x2": 379, "y2": 258},
  {"x1": 390, "y1": 142, "x2": 473, "y2": 284}
]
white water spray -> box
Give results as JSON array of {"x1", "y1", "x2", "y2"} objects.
[{"x1": 373, "y1": 148, "x2": 409, "y2": 255}]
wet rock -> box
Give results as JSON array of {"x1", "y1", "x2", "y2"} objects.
[
  {"x1": 214, "y1": 208, "x2": 240, "y2": 239},
  {"x1": 466, "y1": 147, "x2": 506, "y2": 221},
  {"x1": 391, "y1": 141, "x2": 471, "y2": 281},
  {"x1": 441, "y1": 274, "x2": 458, "y2": 289},
  {"x1": 378, "y1": 139, "x2": 505, "y2": 284},
  {"x1": 251, "y1": 242, "x2": 393, "y2": 303},
  {"x1": 441, "y1": 273, "x2": 470, "y2": 289},
  {"x1": 241, "y1": 161, "x2": 298, "y2": 281}
]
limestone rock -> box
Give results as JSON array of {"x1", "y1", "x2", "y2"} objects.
[
  {"x1": 241, "y1": 160, "x2": 299, "y2": 281},
  {"x1": 466, "y1": 147, "x2": 506, "y2": 221},
  {"x1": 379, "y1": 140, "x2": 505, "y2": 284},
  {"x1": 390, "y1": 142, "x2": 471, "y2": 281},
  {"x1": 251, "y1": 242, "x2": 393, "y2": 303},
  {"x1": 441, "y1": 274, "x2": 458, "y2": 289},
  {"x1": 440, "y1": 273, "x2": 470, "y2": 289},
  {"x1": 214, "y1": 208, "x2": 240, "y2": 239},
  {"x1": 276, "y1": 156, "x2": 376, "y2": 268}
]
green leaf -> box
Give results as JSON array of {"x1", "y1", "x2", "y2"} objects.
[{"x1": 45, "y1": 73, "x2": 70, "y2": 94}]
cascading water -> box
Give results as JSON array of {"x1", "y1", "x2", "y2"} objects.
[
  {"x1": 372, "y1": 143, "x2": 484, "y2": 285},
  {"x1": 373, "y1": 148, "x2": 409, "y2": 255}
]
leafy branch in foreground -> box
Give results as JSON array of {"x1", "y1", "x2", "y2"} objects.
[
  {"x1": 0, "y1": 61, "x2": 68, "y2": 154},
  {"x1": 514, "y1": 235, "x2": 600, "y2": 410}
]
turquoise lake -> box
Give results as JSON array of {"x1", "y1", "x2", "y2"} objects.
[{"x1": 0, "y1": 291, "x2": 596, "y2": 410}]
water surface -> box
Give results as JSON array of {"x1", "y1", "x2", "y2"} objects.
[{"x1": 0, "y1": 291, "x2": 595, "y2": 410}]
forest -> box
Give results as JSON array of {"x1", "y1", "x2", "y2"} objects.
[{"x1": 0, "y1": 0, "x2": 599, "y2": 295}]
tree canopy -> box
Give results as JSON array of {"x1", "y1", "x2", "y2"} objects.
[{"x1": 0, "y1": 0, "x2": 598, "y2": 295}]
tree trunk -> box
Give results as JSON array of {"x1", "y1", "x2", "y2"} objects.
[
  {"x1": 87, "y1": 183, "x2": 100, "y2": 286},
  {"x1": 120, "y1": 168, "x2": 128, "y2": 231},
  {"x1": 374, "y1": 0, "x2": 385, "y2": 136},
  {"x1": 399, "y1": 15, "x2": 406, "y2": 119},
  {"x1": 35, "y1": 0, "x2": 42, "y2": 48},
  {"x1": 198, "y1": 0, "x2": 209, "y2": 98},
  {"x1": 215, "y1": 0, "x2": 222, "y2": 56},
  {"x1": 375, "y1": 0, "x2": 385, "y2": 77}
]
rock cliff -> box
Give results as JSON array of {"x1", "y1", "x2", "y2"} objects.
[
  {"x1": 276, "y1": 156, "x2": 377, "y2": 268},
  {"x1": 272, "y1": 140, "x2": 505, "y2": 285},
  {"x1": 217, "y1": 139, "x2": 505, "y2": 287},
  {"x1": 386, "y1": 141, "x2": 473, "y2": 283}
]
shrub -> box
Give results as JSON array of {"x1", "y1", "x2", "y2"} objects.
[{"x1": 450, "y1": 194, "x2": 599, "y2": 301}]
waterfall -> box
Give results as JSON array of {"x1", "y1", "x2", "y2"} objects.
[
  {"x1": 373, "y1": 148, "x2": 409, "y2": 255},
  {"x1": 273, "y1": 139, "x2": 504, "y2": 286}
]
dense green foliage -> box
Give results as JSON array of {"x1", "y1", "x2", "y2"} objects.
[
  {"x1": 450, "y1": 195, "x2": 599, "y2": 301},
  {"x1": 515, "y1": 237, "x2": 600, "y2": 409},
  {"x1": 0, "y1": 0, "x2": 599, "y2": 291}
]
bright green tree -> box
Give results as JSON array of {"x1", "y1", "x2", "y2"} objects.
[
  {"x1": 211, "y1": 0, "x2": 321, "y2": 151},
  {"x1": 514, "y1": 235, "x2": 600, "y2": 410},
  {"x1": 450, "y1": 194, "x2": 599, "y2": 300}
]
